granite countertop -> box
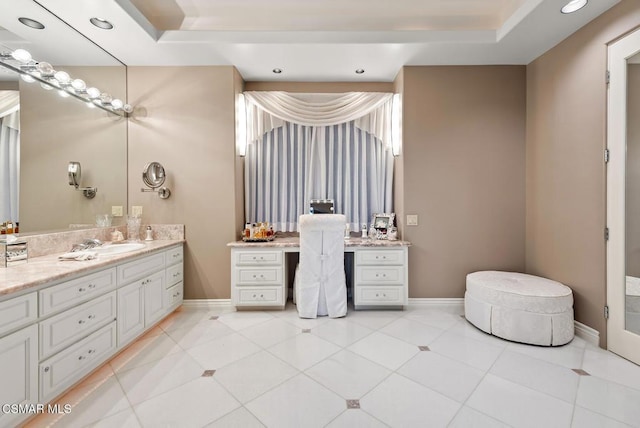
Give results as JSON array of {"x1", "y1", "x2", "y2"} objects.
[
  {"x1": 227, "y1": 234, "x2": 411, "y2": 248},
  {"x1": 0, "y1": 240, "x2": 185, "y2": 298}
]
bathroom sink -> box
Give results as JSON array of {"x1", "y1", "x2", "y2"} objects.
[{"x1": 94, "y1": 242, "x2": 146, "y2": 256}]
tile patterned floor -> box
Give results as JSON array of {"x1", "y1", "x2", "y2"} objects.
[{"x1": 25, "y1": 303, "x2": 640, "y2": 428}]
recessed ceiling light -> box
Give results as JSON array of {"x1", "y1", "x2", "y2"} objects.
[
  {"x1": 355, "y1": 69, "x2": 365, "y2": 74},
  {"x1": 272, "y1": 68, "x2": 282, "y2": 74},
  {"x1": 90, "y1": 17, "x2": 114, "y2": 30},
  {"x1": 561, "y1": 0, "x2": 587, "y2": 14},
  {"x1": 18, "y1": 17, "x2": 45, "y2": 30}
]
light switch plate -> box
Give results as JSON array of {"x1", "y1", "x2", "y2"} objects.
[
  {"x1": 407, "y1": 215, "x2": 418, "y2": 226},
  {"x1": 111, "y1": 206, "x2": 123, "y2": 217},
  {"x1": 131, "y1": 206, "x2": 143, "y2": 217}
]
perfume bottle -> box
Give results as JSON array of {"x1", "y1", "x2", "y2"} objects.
[{"x1": 361, "y1": 224, "x2": 368, "y2": 238}]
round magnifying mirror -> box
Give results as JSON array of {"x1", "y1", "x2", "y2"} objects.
[{"x1": 142, "y1": 162, "x2": 166, "y2": 189}]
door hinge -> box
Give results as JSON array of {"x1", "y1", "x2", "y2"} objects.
[
  {"x1": 604, "y1": 148, "x2": 610, "y2": 163},
  {"x1": 605, "y1": 227, "x2": 610, "y2": 241},
  {"x1": 604, "y1": 305, "x2": 609, "y2": 319},
  {"x1": 606, "y1": 70, "x2": 610, "y2": 85}
]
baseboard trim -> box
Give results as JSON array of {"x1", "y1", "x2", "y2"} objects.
[
  {"x1": 182, "y1": 299, "x2": 233, "y2": 308},
  {"x1": 574, "y1": 320, "x2": 600, "y2": 347},
  {"x1": 408, "y1": 298, "x2": 464, "y2": 312}
]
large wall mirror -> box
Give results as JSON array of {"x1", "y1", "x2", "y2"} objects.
[{"x1": 0, "y1": 2, "x2": 127, "y2": 234}]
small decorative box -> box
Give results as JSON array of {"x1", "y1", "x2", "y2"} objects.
[{"x1": 0, "y1": 240, "x2": 28, "y2": 267}]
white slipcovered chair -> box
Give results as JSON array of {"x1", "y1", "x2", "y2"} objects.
[{"x1": 294, "y1": 214, "x2": 347, "y2": 319}]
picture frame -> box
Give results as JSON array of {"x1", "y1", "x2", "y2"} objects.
[{"x1": 371, "y1": 213, "x2": 395, "y2": 239}]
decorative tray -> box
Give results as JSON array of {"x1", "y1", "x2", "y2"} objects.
[{"x1": 241, "y1": 236, "x2": 275, "y2": 242}]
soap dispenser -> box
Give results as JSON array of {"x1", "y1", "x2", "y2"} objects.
[{"x1": 145, "y1": 226, "x2": 154, "y2": 241}]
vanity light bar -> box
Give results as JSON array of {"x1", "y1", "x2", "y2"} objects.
[{"x1": 0, "y1": 47, "x2": 133, "y2": 117}]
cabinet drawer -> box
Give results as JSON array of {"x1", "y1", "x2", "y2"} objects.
[
  {"x1": 356, "y1": 266, "x2": 404, "y2": 284},
  {"x1": 166, "y1": 263, "x2": 183, "y2": 288},
  {"x1": 235, "y1": 250, "x2": 282, "y2": 266},
  {"x1": 117, "y1": 253, "x2": 165, "y2": 285},
  {"x1": 40, "y1": 322, "x2": 116, "y2": 402},
  {"x1": 356, "y1": 250, "x2": 403, "y2": 265},
  {"x1": 39, "y1": 268, "x2": 116, "y2": 316},
  {"x1": 39, "y1": 291, "x2": 116, "y2": 359},
  {"x1": 165, "y1": 282, "x2": 184, "y2": 310},
  {"x1": 0, "y1": 293, "x2": 37, "y2": 337},
  {"x1": 356, "y1": 287, "x2": 404, "y2": 305},
  {"x1": 236, "y1": 267, "x2": 282, "y2": 285},
  {"x1": 237, "y1": 287, "x2": 282, "y2": 305},
  {"x1": 165, "y1": 246, "x2": 183, "y2": 266}
]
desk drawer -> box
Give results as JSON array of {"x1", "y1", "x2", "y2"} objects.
[
  {"x1": 0, "y1": 293, "x2": 37, "y2": 337},
  {"x1": 39, "y1": 291, "x2": 116, "y2": 359},
  {"x1": 235, "y1": 251, "x2": 282, "y2": 266},
  {"x1": 356, "y1": 250, "x2": 403, "y2": 265},
  {"x1": 40, "y1": 321, "x2": 116, "y2": 402},
  {"x1": 39, "y1": 268, "x2": 116, "y2": 316},
  {"x1": 237, "y1": 287, "x2": 282, "y2": 305},
  {"x1": 165, "y1": 246, "x2": 183, "y2": 266},
  {"x1": 357, "y1": 286, "x2": 404, "y2": 305},
  {"x1": 236, "y1": 267, "x2": 282, "y2": 285},
  {"x1": 166, "y1": 263, "x2": 183, "y2": 288},
  {"x1": 356, "y1": 266, "x2": 404, "y2": 284}
]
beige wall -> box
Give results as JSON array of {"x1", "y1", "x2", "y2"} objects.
[
  {"x1": 20, "y1": 66, "x2": 127, "y2": 233},
  {"x1": 393, "y1": 69, "x2": 405, "y2": 239},
  {"x1": 402, "y1": 66, "x2": 526, "y2": 298},
  {"x1": 127, "y1": 66, "x2": 241, "y2": 299},
  {"x1": 526, "y1": 0, "x2": 640, "y2": 346},
  {"x1": 0, "y1": 81, "x2": 18, "y2": 90}
]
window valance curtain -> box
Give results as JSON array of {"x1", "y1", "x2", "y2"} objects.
[
  {"x1": 244, "y1": 91, "x2": 393, "y2": 148},
  {"x1": 0, "y1": 91, "x2": 19, "y2": 131}
]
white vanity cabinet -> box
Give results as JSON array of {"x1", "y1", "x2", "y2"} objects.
[
  {"x1": 231, "y1": 249, "x2": 286, "y2": 308},
  {"x1": 354, "y1": 248, "x2": 408, "y2": 309},
  {"x1": 164, "y1": 246, "x2": 184, "y2": 311},
  {"x1": 0, "y1": 241, "x2": 185, "y2": 426},
  {"x1": 0, "y1": 293, "x2": 38, "y2": 428}
]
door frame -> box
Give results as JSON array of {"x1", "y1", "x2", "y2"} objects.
[{"x1": 607, "y1": 27, "x2": 640, "y2": 362}]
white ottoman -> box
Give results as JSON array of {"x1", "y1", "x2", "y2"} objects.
[{"x1": 465, "y1": 271, "x2": 574, "y2": 346}]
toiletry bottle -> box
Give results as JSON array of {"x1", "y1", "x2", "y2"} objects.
[
  {"x1": 361, "y1": 224, "x2": 367, "y2": 238},
  {"x1": 344, "y1": 223, "x2": 350, "y2": 239},
  {"x1": 145, "y1": 226, "x2": 153, "y2": 241}
]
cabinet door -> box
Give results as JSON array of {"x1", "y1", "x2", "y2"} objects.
[
  {"x1": 117, "y1": 281, "x2": 145, "y2": 347},
  {"x1": 145, "y1": 271, "x2": 166, "y2": 327},
  {"x1": 0, "y1": 324, "x2": 38, "y2": 428}
]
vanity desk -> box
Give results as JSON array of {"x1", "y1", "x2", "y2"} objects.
[{"x1": 228, "y1": 235, "x2": 411, "y2": 310}]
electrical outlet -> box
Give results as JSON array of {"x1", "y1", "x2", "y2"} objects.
[
  {"x1": 131, "y1": 206, "x2": 143, "y2": 217},
  {"x1": 111, "y1": 206, "x2": 123, "y2": 217},
  {"x1": 407, "y1": 214, "x2": 418, "y2": 226}
]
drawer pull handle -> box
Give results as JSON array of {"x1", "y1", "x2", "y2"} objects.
[
  {"x1": 253, "y1": 294, "x2": 257, "y2": 298},
  {"x1": 78, "y1": 355, "x2": 86, "y2": 361},
  {"x1": 173, "y1": 254, "x2": 180, "y2": 258},
  {"x1": 43, "y1": 366, "x2": 50, "y2": 373},
  {"x1": 173, "y1": 273, "x2": 181, "y2": 278},
  {"x1": 88, "y1": 349, "x2": 96, "y2": 354},
  {"x1": 88, "y1": 284, "x2": 96, "y2": 289},
  {"x1": 78, "y1": 319, "x2": 86, "y2": 324},
  {"x1": 78, "y1": 287, "x2": 85, "y2": 292},
  {"x1": 88, "y1": 314, "x2": 95, "y2": 320}
]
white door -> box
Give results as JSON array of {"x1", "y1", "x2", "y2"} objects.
[
  {"x1": 144, "y1": 271, "x2": 166, "y2": 327},
  {"x1": 607, "y1": 27, "x2": 640, "y2": 363}
]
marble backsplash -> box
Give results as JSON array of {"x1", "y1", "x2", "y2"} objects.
[{"x1": 9, "y1": 224, "x2": 185, "y2": 258}]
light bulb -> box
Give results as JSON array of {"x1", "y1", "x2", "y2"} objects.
[
  {"x1": 11, "y1": 49, "x2": 32, "y2": 63},
  {"x1": 58, "y1": 90, "x2": 70, "y2": 98},
  {"x1": 86, "y1": 102, "x2": 95, "y2": 108},
  {"x1": 71, "y1": 79, "x2": 86, "y2": 91},
  {"x1": 123, "y1": 104, "x2": 133, "y2": 114},
  {"x1": 54, "y1": 70, "x2": 70, "y2": 84},
  {"x1": 561, "y1": 0, "x2": 587, "y2": 13},
  {"x1": 111, "y1": 99, "x2": 123, "y2": 110},
  {"x1": 86, "y1": 87, "x2": 100, "y2": 99},
  {"x1": 37, "y1": 62, "x2": 54, "y2": 76},
  {"x1": 20, "y1": 74, "x2": 35, "y2": 83}
]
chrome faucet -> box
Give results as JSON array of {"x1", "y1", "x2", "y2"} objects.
[{"x1": 71, "y1": 238, "x2": 103, "y2": 252}]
